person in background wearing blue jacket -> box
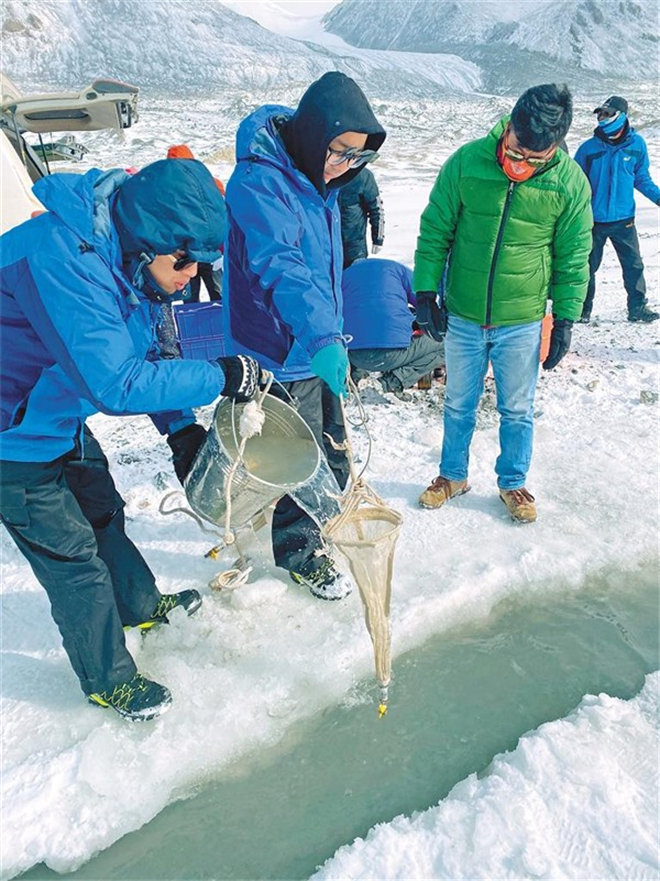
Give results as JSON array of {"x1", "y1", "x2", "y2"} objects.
[
  {"x1": 574, "y1": 95, "x2": 660, "y2": 323},
  {"x1": 338, "y1": 166, "x2": 385, "y2": 269},
  {"x1": 223, "y1": 72, "x2": 386, "y2": 601},
  {"x1": 343, "y1": 259, "x2": 444, "y2": 392},
  {"x1": 0, "y1": 159, "x2": 261, "y2": 721}
]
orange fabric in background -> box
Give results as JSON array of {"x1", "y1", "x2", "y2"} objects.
[
  {"x1": 167, "y1": 144, "x2": 194, "y2": 159},
  {"x1": 540, "y1": 314, "x2": 553, "y2": 362},
  {"x1": 166, "y1": 144, "x2": 225, "y2": 194}
]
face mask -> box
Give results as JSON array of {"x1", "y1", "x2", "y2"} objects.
[
  {"x1": 497, "y1": 138, "x2": 539, "y2": 182},
  {"x1": 598, "y1": 111, "x2": 627, "y2": 136}
]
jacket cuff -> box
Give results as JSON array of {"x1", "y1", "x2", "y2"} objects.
[{"x1": 307, "y1": 334, "x2": 343, "y2": 357}]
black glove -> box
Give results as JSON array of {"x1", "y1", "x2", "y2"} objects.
[
  {"x1": 167, "y1": 423, "x2": 207, "y2": 484},
  {"x1": 416, "y1": 291, "x2": 447, "y2": 343},
  {"x1": 217, "y1": 355, "x2": 262, "y2": 402},
  {"x1": 543, "y1": 318, "x2": 573, "y2": 370}
]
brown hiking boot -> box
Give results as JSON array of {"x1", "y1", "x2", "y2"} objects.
[
  {"x1": 418, "y1": 476, "x2": 470, "y2": 509},
  {"x1": 499, "y1": 488, "x2": 537, "y2": 523}
]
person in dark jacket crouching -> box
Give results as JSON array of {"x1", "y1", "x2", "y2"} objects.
[
  {"x1": 574, "y1": 95, "x2": 660, "y2": 323},
  {"x1": 0, "y1": 159, "x2": 261, "y2": 720},
  {"x1": 343, "y1": 259, "x2": 444, "y2": 392},
  {"x1": 223, "y1": 72, "x2": 386, "y2": 601},
  {"x1": 338, "y1": 166, "x2": 384, "y2": 269}
]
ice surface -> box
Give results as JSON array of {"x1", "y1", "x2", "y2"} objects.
[
  {"x1": 2, "y1": 154, "x2": 657, "y2": 874},
  {"x1": 0, "y1": 16, "x2": 659, "y2": 879},
  {"x1": 313, "y1": 671, "x2": 660, "y2": 881}
]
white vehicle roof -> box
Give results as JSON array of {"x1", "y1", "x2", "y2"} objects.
[
  {"x1": 1, "y1": 73, "x2": 139, "y2": 133},
  {"x1": 1, "y1": 73, "x2": 140, "y2": 233}
]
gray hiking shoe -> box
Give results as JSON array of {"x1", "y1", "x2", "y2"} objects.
[
  {"x1": 628, "y1": 305, "x2": 659, "y2": 323},
  {"x1": 88, "y1": 673, "x2": 172, "y2": 721},
  {"x1": 290, "y1": 557, "x2": 353, "y2": 601}
]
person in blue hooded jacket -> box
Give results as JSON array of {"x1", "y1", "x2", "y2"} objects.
[
  {"x1": 223, "y1": 72, "x2": 386, "y2": 602},
  {"x1": 0, "y1": 159, "x2": 262, "y2": 721},
  {"x1": 343, "y1": 258, "x2": 445, "y2": 392},
  {"x1": 574, "y1": 95, "x2": 660, "y2": 323}
]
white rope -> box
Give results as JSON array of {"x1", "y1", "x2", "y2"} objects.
[
  {"x1": 222, "y1": 372, "x2": 274, "y2": 545},
  {"x1": 208, "y1": 557, "x2": 254, "y2": 591}
]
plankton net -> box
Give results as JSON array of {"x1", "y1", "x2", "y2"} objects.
[{"x1": 321, "y1": 384, "x2": 403, "y2": 717}]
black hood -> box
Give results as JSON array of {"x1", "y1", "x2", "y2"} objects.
[{"x1": 280, "y1": 72, "x2": 386, "y2": 197}]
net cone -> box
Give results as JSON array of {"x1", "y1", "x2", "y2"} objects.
[{"x1": 323, "y1": 488, "x2": 402, "y2": 693}]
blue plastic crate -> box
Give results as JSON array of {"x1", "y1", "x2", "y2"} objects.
[{"x1": 173, "y1": 301, "x2": 226, "y2": 360}]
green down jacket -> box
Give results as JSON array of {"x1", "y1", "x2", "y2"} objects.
[{"x1": 414, "y1": 118, "x2": 593, "y2": 325}]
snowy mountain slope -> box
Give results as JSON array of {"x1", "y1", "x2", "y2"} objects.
[
  {"x1": 223, "y1": 0, "x2": 339, "y2": 37},
  {"x1": 324, "y1": 0, "x2": 660, "y2": 91},
  {"x1": 0, "y1": 0, "x2": 481, "y2": 97},
  {"x1": 508, "y1": 0, "x2": 659, "y2": 75}
]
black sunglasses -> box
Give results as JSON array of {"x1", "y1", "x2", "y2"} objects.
[{"x1": 171, "y1": 253, "x2": 195, "y2": 271}]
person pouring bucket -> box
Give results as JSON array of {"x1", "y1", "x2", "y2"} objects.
[{"x1": 0, "y1": 159, "x2": 262, "y2": 721}]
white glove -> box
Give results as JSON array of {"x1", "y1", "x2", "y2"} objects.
[{"x1": 371, "y1": 244, "x2": 382, "y2": 255}]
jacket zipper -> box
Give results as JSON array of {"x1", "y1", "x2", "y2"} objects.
[{"x1": 485, "y1": 180, "x2": 515, "y2": 325}]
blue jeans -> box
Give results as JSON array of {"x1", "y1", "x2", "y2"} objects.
[{"x1": 440, "y1": 315, "x2": 541, "y2": 490}]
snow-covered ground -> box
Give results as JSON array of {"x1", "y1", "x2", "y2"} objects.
[{"x1": 2, "y1": 92, "x2": 659, "y2": 879}]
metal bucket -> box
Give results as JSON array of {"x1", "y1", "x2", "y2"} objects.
[{"x1": 184, "y1": 395, "x2": 321, "y2": 529}]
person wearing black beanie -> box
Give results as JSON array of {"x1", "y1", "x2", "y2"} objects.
[{"x1": 223, "y1": 72, "x2": 386, "y2": 601}]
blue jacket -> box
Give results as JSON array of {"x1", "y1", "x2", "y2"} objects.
[
  {"x1": 342, "y1": 259, "x2": 416, "y2": 350},
  {"x1": 222, "y1": 105, "x2": 345, "y2": 382},
  {"x1": 574, "y1": 127, "x2": 660, "y2": 223},
  {"x1": 0, "y1": 169, "x2": 225, "y2": 462}
]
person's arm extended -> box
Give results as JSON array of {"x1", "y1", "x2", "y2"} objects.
[
  {"x1": 633, "y1": 139, "x2": 660, "y2": 205},
  {"x1": 413, "y1": 150, "x2": 462, "y2": 293},
  {"x1": 228, "y1": 170, "x2": 342, "y2": 356},
  {"x1": 19, "y1": 230, "x2": 224, "y2": 416}
]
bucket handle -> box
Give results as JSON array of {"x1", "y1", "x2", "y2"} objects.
[{"x1": 158, "y1": 490, "x2": 225, "y2": 538}]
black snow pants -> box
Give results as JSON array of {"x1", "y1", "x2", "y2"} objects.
[
  {"x1": 269, "y1": 377, "x2": 349, "y2": 574},
  {"x1": 0, "y1": 427, "x2": 160, "y2": 695},
  {"x1": 188, "y1": 263, "x2": 223, "y2": 302},
  {"x1": 583, "y1": 218, "x2": 647, "y2": 317}
]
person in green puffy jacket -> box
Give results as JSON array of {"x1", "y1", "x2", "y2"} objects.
[{"x1": 414, "y1": 84, "x2": 593, "y2": 524}]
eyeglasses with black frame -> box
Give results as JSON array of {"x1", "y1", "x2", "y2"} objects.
[
  {"x1": 326, "y1": 145, "x2": 380, "y2": 169},
  {"x1": 169, "y1": 252, "x2": 195, "y2": 271}
]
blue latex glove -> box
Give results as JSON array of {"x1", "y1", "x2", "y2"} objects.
[{"x1": 310, "y1": 343, "x2": 349, "y2": 398}]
